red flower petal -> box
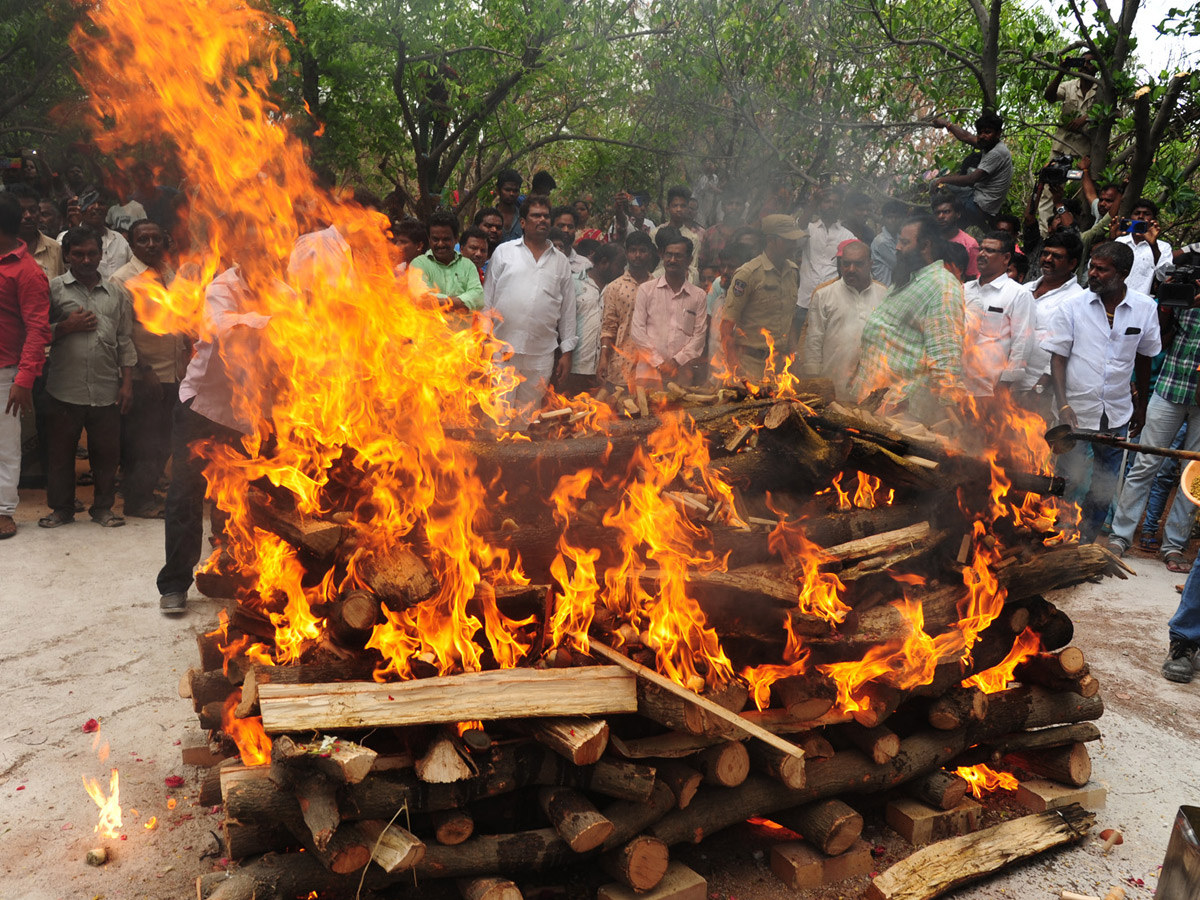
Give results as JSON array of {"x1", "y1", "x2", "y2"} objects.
[{"x1": 82, "y1": 719, "x2": 99, "y2": 733}]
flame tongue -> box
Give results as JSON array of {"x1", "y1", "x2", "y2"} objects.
[{"x1": 82, "y1": 770, "x2": 122, "y2": 838}]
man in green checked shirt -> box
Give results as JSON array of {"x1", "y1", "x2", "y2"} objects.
[
  {"x1": 849, "y1": 215, "x2": 967, "y2": 420},
  {"x1": 1108, "y1": 259, "x2": 1200, "y2": 565}
]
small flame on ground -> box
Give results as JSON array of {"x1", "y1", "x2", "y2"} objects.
[
  {"x1": 82, "y1": 770, "x2": 122, "y2": 838},
  {"x1": 456, "y1": 720, "x2": 484, "y2": 736},
  {"x1": 144, "y1": 816, "x2": 158, "y2": 831},
  {"x1": 954, "y1": 763, "x2": 1018, "y2": 798}
]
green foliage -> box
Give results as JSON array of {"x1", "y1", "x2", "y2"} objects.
[{"x1": 0, "y1": 0, "x2": 88, "y2": 149}]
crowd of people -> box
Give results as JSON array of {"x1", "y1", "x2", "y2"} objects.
[{"x1": 3, "y1": 89, "x2": 1200, "y2": 678}]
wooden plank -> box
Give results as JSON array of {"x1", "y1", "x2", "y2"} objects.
[
  {"x1": 586, "y1": 642, "x2": 805, "y2": 761},
  {"x1": 770, "y1": 839, "x2": 873, "y2": 889},
  {"x1": 885, "y1": 797, "x2": 982, "y2": 845},
  {"x1": 866, "y1": 805, "x2": 1096, "y2": 900},
  {"x1": 598, "y1": 861, "x2": 706, "y2": 900},
  {"x1": 258, "y1": 666, "x2": 637, "y2": 733}
]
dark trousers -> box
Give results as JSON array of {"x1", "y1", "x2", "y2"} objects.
[
  {"x1": 157, "y1": 399, "x2": 242, "y2": 596},
  {"x1": 46, "y1": 397, "x2": 121, "y2": 516},
  {"x1": 121, "y1": 379, "x2": 180, "y2": 511}
]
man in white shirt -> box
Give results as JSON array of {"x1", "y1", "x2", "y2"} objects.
[
  {"x1": 551, "y1": 205, "x2": 593, "y2": 277},
  {"x1": 1017, "y1": 231, "x2": 1084, "y2": 412},
  {"x1": 566, "y1": 242, "x2": 623, "y2": 395},
  {"x1": 1044, "y1": 241, "x2": 1162, "y2": 542},
  {"x1": 802, "y1": 239, "x2": 886, "y2": 397},
  {"x1": 484, "y1": 195, "x2": 577, "y2": 419},
  {"x1": 963, "y1": 231, "x2": 1035, "y2": 398},
  {"x1": 59, "y1": 193, "x2": 132, "y2": 281},
  {"x1": 1115, "y1": 197, "x2": 1172, "y2": 295},
  {"x1": 795, "y1": 186, "x2": 855, "y2": 346}
]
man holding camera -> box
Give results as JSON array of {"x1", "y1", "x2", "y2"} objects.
[
  {"x1": 928, "y1": 111, "x2": 1013, "y2": 230},
  {"x1": 1107, "y1": 257, "x2": 1200, "y2": 570},
  {"x1": 1037, "y1": 53, "x2": 1098, "y2": 235},
  {"x1": 1115, "y1": 198, "x2": 1172, "y2": 295}
]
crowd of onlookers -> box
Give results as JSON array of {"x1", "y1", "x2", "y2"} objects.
[{"x1": 4, "y1": 73, "x2": 1200, "y2": 679}]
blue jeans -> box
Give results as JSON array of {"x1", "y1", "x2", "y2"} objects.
[
  {"x1": 1111, "y1": 395, "x2": 1200, "y2": 554},
  {"x1": 1171, "y1": 560, "x2": 1200, "y2": 644},
  {"x1": 1058, "y1": 413, "x2": 1127, "y2": 542}
]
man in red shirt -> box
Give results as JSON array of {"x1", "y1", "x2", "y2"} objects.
[{"x1": 0, "y1": 194, "x2": 52, "y2": 538}]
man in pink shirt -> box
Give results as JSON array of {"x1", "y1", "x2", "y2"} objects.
[
  {"x1": 630, "y1": 233, "x2": 708, "y2": 386},
  {"x1": 933, "y1": 194, "x2": 979, "y2": 280},
  {"x1": 0, "y1": 194, "x2": 52, "y2": 539}
]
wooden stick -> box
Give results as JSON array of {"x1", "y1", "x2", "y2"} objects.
[
  {"x1": 866, "y1": 805, "x2": 1096, "y2": 900},
  {"x1": 586, "y1": 642, "x2": 805, "y2": 761},
  {"x1": 823, "y1": 522, "x2": 932, "y2": 561},
  {"x1": 257, "y1": 666, "x2": 636, "y2": 732}
]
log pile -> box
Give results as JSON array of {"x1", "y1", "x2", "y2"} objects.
[{"x1": 185, "y1": 383, "x2": 1122, "y2": 900}]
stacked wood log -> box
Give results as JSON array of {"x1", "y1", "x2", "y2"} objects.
[{"x1": 184, "y1": 384, "x2": 1120, "y2": 899}]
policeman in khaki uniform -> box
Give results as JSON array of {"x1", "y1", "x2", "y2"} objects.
[{"x1": 720, "y1": 214, "x2": 806, "y2": 380}]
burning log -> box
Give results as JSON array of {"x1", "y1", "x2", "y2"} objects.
[
  {"x1": 841, "y1": 723, "x2": 900, "y2": 765},
  {"x1": 355, "y1": 544, "x2": 439, "y2": 608},
  {"x1": 247, "y1": 488, "x2": 342, "y2": 561},
  {"x1": 865, "y1": 805, "x2": 1096, "y2": 900},
  {"x1": 926, "y1": 688, "x2": 989, "y2": 731},
  {"x1": 326, "y1": 588, "x2": 382, "y2": 648}
]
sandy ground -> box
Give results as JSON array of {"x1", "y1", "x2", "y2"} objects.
[{"x1": 2, "y1": 478, "x2": 1199, "y2": 900}]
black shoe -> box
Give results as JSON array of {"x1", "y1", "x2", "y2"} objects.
[
  {"x1": 1163, "y1": 640, "x2": 1199, "y2": 683},
  {"x1": 159, "y1": 591, "x2": 187, "y2": 614}
]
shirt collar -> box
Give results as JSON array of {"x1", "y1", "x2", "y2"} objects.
[
  {"x1": 0, "y1": 240, "x2": 29, "y2": 263},
  {"x1": 423, "y1": 249, "x2": 460, "y2": 266}
]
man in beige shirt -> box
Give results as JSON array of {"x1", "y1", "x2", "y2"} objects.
[
  {"x1": 803, "y1": 240, "x2": 887, "y2": 397},
  {"x1": 112, "y1": 220, "x2": 189, "y2": 517}
]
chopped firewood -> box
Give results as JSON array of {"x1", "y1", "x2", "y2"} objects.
[
  {"x1": 823, "y1": 522, "x2": 931, "y2": 562},
  {"x1": 723, "y1": 423, "x2": 755, "y2": 452},
  {"x1": 247, "y1": 488, "x2": 342, "y2": 560},
  {"x1": 655, "y1": 760, "x2": 703, "y2": 809},
  {"x1": 291, "y1": 773, "x2": 339, "y2": 851},
  {"x1": 770, "y1": 839, "x2": 873, "y2": 890},
  {"x1": 773, "y1": 799, "x2": 863, "y2": 855},
  {"x1": 513, "y1": 717, "x2": 609, "y2": 765},
  {"x1": 1005, "y1": 742, "x2": 1092, "y2": 787},
  {"x1": 694, "y1": 741, "x2": 750, "y2": 787},
  {"x1": 257, "y1": 666, "x2": 637, "y2": 732},
  {"x1": 459, "y1": 876, "x2": 523, "y2": 900},
  {"x1": 432, "y1": 809, "x2": 475, "y2": 845},
  {"x1": 842, "y1": 722, "x2": 900, "y2": 764},
  {"x1": 865, "y1": 804, "x2": 1096, "y2": 900},
  {"x1": 636, "y1": 386, "x2": 650, "y2": 418},
  {"x1": 772, "y1": 676, "x2": 837, "y2": 720},
  {"x1": 599, "y1": 835, "x2": 670, "y2": 893},
  {"x1": 415, "y1": 729, "x2": 475, "y2": 784},
  {"x1": 327, "y1": 588, "x2": 382, "y2": 648},
  {"x1": 905, "y1": 770, "x2": 969, "y2": 811},
  {"x1": 355, "y1": 544, "x2": 439, "y2": 608},
  {"x1": 885, "y1": 796, "x2": 981, "y2": 845},
  {"x1": 272, "y1": 734, "x2": 378, "y2": 784},
  {"x1": 748, "y1": 740, "x2": 807, "y2": 789},
  {"x1": 359, "y1": 819, "x2": 426, "y2": 873},
  {"x1": 584, "y1": 759, "x2": 658, "y2": 803},
  {"x1": 927, "y1": 688, "x2": 988, "y2": 731},
  {"x1": 538, "y1": 786, "x2": 614, "y2": 852}
]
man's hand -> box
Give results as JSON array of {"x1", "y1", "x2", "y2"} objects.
[
  {"x1": 65, "y1": 197, "x2": 82, "y2": 228},
  {"x1": 1129, "y1": 404, "x2": 1147, "y2": 437},
  {"x1": 1146, "y1": 220, "x2": 1160, "y2": 245},
  {"x1": 930, "y1": 116, "x2": 949, "y2": 129},
  {"x1": 1080, "y1": 155, "x2": 1091, "y2": 173},
  {"x1": 597, "y1": 347, "x2": 611, "y2": 381},
  {"x1": 1067, "y1": 115, "x2": 1088, "y2": 131},
  {"x1": 118, "y1": 379, "x2": 134, "y2": 415},
  {"x1": 60, "y1": 310, "x2": 97, "y2": 335},
  {"x1": 657, "y1": 359, "x2": 680, "y2": 382},
  {"x1": 554, "y1": 351, "x2": 573, "y2": 385},
  {"x1": 1059, "y1": 404, "x2": 1079, "y2": 430},
  {"x1": 4, "y1": 384, "x2": 32, "y2": 417}
]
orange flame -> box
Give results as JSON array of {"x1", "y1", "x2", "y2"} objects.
[
  {"x1": 72, "y1": 0, "x2": 538, "y2": 685},
  {"x1": 144, "y1": 816, "x2": 158, "y2": 831},
  {"x1": 955, "y1": 763, "x2": 1018, "y2": 798},
  {"x1": 82, "y1": 770, "x2": 122, "y2": 838},
  {"x1": 222, "y1": 691, "x2": 273, "y2": 766},
  {"x1": 963, "y1": 627, "x2": 1042, "y2": 693}
]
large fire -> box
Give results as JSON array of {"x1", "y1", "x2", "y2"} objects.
[{"x1": 69, "y1": 0, "x2": 1068, "y2": 744}]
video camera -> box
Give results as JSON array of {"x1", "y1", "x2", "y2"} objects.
[
  {"x1": 1038, "y1": 154, "x2": 1083, "y2": 186},
  {"x1": 1118, "y1": 218, "x2": 1149, "y2": 236},
  {"x1": 1160, "y1": 265, "x2": 1200, "y2": 308}
]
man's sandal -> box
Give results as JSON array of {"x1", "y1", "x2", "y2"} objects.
[
  {"x1": 91, "y1": 510, "x2": 126, "y2": 528},
  {"x1": 0, "y1": 516, "x2": 15, "y2": 539}
]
